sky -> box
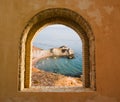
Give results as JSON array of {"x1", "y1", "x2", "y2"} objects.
[
  {"x1": 33, "y1": 24, "x2": 82, "y2": 41},
  {"x1": 32, "y1": 24, "x2": 82, "y2": 50}
]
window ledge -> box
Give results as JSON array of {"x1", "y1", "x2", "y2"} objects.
[{"x1": 21, "y1": 86, "x2": 94, "y2": 92}]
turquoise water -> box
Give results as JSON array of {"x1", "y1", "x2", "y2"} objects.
[{"x1": 35, "y1": 55, "x2": 82, "y2": 77}]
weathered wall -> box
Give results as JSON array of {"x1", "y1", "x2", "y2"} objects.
[{"x1": 0, "y1": 0, "x2": 120, "y2": 102}]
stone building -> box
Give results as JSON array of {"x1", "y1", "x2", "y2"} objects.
[{"x1": 0, "y1": 0, "x2": 120, "y2": 102}]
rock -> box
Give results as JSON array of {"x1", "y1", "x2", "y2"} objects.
[{"x1": 51, "y1": 45, "x2": 75, "y2": 59}]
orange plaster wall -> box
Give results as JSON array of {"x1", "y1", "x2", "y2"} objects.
[{"x1": 0, "y1": 0, "x2": 120, "y2": 102}]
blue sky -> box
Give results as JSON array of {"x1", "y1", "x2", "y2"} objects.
[
  {"x1": 33, "y1": 24, "x2": 82, "y2": 41},
  {"x1": 32, "y1": 24, "x2": 82, "y2": 50}
]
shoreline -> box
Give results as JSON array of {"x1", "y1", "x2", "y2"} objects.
[
  {"x1": 32, "y1": 67, "x2": 82, "y2": 87},
  {"x1": 32, "y1": 55, "x2": 70, "y2": 67},
  {"x1": 32, "y1": 46, "x2": 82, "y2": 87},
  {"x1": 32, "y1": 45, "x2": 75, "y2": 66},
  {"x1": 32, "y1": 55, "x2": 53, "y2": 66}
]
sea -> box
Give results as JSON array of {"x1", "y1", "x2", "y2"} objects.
[{"x1": 33, "y1": 39, "x2": 82, "y2": 77}]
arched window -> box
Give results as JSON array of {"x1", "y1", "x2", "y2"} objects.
[
  {"x1": 19, "y1": 8, "x2": 96, "y2": 92},
  {"x1": 32, "y1": 24, "x2": 83, "y2": 88}
]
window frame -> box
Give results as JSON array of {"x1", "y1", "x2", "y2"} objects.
[{"x1": 19, "y1": 8, "x2": 96, "y2": 91}]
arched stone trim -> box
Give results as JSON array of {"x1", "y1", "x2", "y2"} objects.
[{"x1": 19, "y1": 8, "x2": 96, "y2": 91}]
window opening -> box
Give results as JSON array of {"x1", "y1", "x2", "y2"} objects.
[{"x1": 32, "y1": 24, "x2": 83, "y2": 88}]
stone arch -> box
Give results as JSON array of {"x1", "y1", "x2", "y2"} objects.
[{"x1": 19, "y1": 8, "x2": 96, "y2": 91}]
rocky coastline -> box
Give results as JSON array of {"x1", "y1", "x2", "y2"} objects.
[
  {"x1": 32, "y1": 45, "x2": 74, "y2": 66},
  {"x1": 32, "y1": 46, "x2": 82, "y2": 87}
]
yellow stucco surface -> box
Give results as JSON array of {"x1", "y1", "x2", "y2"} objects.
[{"x1": 0, "y1": 0, "x2": 120, "y2": 102}]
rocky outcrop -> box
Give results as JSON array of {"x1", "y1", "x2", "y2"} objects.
[
  {"x1": 32, "y1": 45, "x2": 74, "y2": 66},
  {"x1": 50, "y1": 46, "x2": 74, "y2": 59}
]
